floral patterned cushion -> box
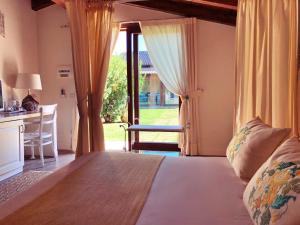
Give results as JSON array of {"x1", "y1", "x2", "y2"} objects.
[
  {"x1": 226, "y1": 117, "x2": 290, "y2": 181},
  {"x1": 244, "y1": 137, "x2": 300, "y2": 225},
  {"x1": 227, "y1": 126, "x2": 251, "y2": 163}
]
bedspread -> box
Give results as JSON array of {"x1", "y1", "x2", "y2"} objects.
[{"x1": 0, "y1": 152, "x2": 164, "y2": 225}]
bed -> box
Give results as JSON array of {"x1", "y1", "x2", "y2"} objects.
[{"x1": 0, "y1": 152, "x2": 253, "y2": 225}]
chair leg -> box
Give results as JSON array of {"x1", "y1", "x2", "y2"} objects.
[
  {"x1": 52, "y1": 136, "x2": 58, "y2": 161},
  {"x1": 39, "y1": 143, "x2": 44, "y2": 166},
  {"x1": 30, "y1": 144, "x2": 35, "y2": 160}
]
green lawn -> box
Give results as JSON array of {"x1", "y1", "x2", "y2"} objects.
[{"x1": 103, "y1": 108, "x2": 179, "y2": 142}]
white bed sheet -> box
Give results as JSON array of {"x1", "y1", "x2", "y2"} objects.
[{"x1": 137, "y1": 157, "x2": 253, "y2": 225}]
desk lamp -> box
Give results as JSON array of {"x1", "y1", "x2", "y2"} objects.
[{"x1": 15, "y1": 73, "x2": 42, "y2": 111}]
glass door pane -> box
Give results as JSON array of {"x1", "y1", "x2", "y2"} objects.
[{"x1": 137, "y1": 35, "x2": 179, "y2": 143}]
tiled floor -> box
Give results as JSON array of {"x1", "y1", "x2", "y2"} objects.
[{"x1": 23, "y1": 151, "x2": 75, "y2": 172}]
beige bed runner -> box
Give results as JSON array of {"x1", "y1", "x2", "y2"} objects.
[{"x1": 0, "y1": 152, "x2": 164, "y2": 225}]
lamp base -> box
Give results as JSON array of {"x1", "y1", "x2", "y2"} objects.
[{"x1": 22, "y1": 95, "x2": 39, "y2": 111}]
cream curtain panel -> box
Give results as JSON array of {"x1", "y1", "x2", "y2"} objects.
[
  {"x1": 66, "y1": 0, "x2": 119, "y2": 156},
  {"x1": 66, "y1": 0, "x2": 90, "y2": 157},
  {"x1": 87, "y1": 2, "x2": 113, "y2": 152},
  {"x1": 235, "y1": 0, "x2": 299, "y2": 135},
  {"x1": 140, "y1": 18, "x2": 202, "y2": 156},
  {"x1": 70, "y1": 23, "x2": 120, "y2": 153}
]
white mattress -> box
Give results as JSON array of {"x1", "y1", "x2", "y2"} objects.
[{"x1": 137, "y1": 157, "x2": 253, "y2": 225}]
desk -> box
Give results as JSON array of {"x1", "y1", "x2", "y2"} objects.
[
  {"x1": 0, "y1": 111, "x2": 57, "y2": 181},
  {"x1": 127, "y1": 125, "x2": 184, "y2": 152}
]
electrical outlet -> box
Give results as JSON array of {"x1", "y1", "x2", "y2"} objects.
[{"x1": 60, "y1": 88, "x2": 67, "y2": 98}]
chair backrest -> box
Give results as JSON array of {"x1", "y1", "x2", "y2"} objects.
[
  {"x1": 39, "y1": 104, "x2": 57, "y2": 120},
  {"x1": 38, "y1": 104, "x2": 57, "y2": 137}
]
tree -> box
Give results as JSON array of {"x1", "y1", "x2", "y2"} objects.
[{"x1": 101, "y1": 56, "x2": 127, "y2": 123}]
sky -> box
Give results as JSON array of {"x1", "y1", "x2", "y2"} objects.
[{"x1": 113, "y1": 31, "x2": 147, "y2": 55}]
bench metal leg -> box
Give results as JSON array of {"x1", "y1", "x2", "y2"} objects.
[{"x1": 119, "y1": 124, "x2": 127, "y2": 152}]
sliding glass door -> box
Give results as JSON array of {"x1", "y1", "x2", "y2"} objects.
[{"x1": 126, "y1": 24, "x2": 180, "y2": 153}]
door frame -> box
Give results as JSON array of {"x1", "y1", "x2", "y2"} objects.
[
  {"x1": 122, "y1": 23, "x2": 181, "y2": 152},
  {"x1": 122, "y1": 23, "x2": 141, "y2": 151}
]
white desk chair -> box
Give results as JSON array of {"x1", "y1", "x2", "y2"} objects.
[{"x1": 24, "y1": 104, "x2": 57, "y2": 166}]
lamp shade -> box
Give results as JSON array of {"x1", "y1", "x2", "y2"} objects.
[{"x1": 15, "y1": 73, "x2": 42, "y2": 90}]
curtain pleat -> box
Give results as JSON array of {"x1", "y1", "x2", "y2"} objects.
[
  {"x1": 87, "y1": 3, "x2": 113, "y2": 152},
  {"x1": 234, "y1": 0, "x2": 298, "y2": 135},
  {"x1": 65, "y1": 0, "x2": 90, "y2": 157},
  {"x1": 66, "y1": 0, "x2": 119, "y2": 156}
]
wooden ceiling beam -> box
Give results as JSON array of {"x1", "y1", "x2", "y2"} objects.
[
  {"x1": 127, "y1": 0, "x2": 237, "y2": 26},
  {"x1": 52, "y1": 0, "x2": 66, "y2": 7},
  {"x1": 31, "y1": 0, "x2": 237, "y2": 26},
  {"x1": 31, "y1": 0, "x2": 54, "y2": 11},
  {"x1": 200, "y1": 0, "x2": 238, "y2": 6},
  {"x1": 181, "y1": 0, "x2": 237, "y2": 10}
]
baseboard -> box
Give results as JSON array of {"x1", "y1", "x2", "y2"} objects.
[{"x1": 58, "y1": 149, "x2": 75, "y2": 154}]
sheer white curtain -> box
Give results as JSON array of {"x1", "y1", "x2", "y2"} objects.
[{"x1": 140, "y1": 18, "x2": 202, "y2": 155}]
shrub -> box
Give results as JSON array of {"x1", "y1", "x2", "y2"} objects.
[
  {"x1": 101, "y1": 55, "x2": 145, "y2": 123},
  {"x1": 101, "y1": 56, "x2": 127, "y2": 123}
]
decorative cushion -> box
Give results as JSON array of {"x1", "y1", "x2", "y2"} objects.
[
  {"x1": 243, "y1": 137, "x2": 300, "y2": 225},
  {"x1": 226, "y1": 117, "x2": 290, "y2": 181}
]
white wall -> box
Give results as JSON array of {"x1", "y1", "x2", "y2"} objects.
[
  {"x1": 37, "y1": 6, "x2": 76, "y2": 151},
  {"x1": 36, "y1": 4, "x2": 236, "y2": 155},
  {"x1": 0, "y1": 0, "x2": 39, "y2": 103}
]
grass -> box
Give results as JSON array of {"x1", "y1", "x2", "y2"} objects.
[{"x1": 103, "y1": 108, "x2": 179, "y2": 142}]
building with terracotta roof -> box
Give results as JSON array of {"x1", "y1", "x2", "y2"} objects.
[{"x1": 139, "y1": 51, "x2": 179, "y2": 108}]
